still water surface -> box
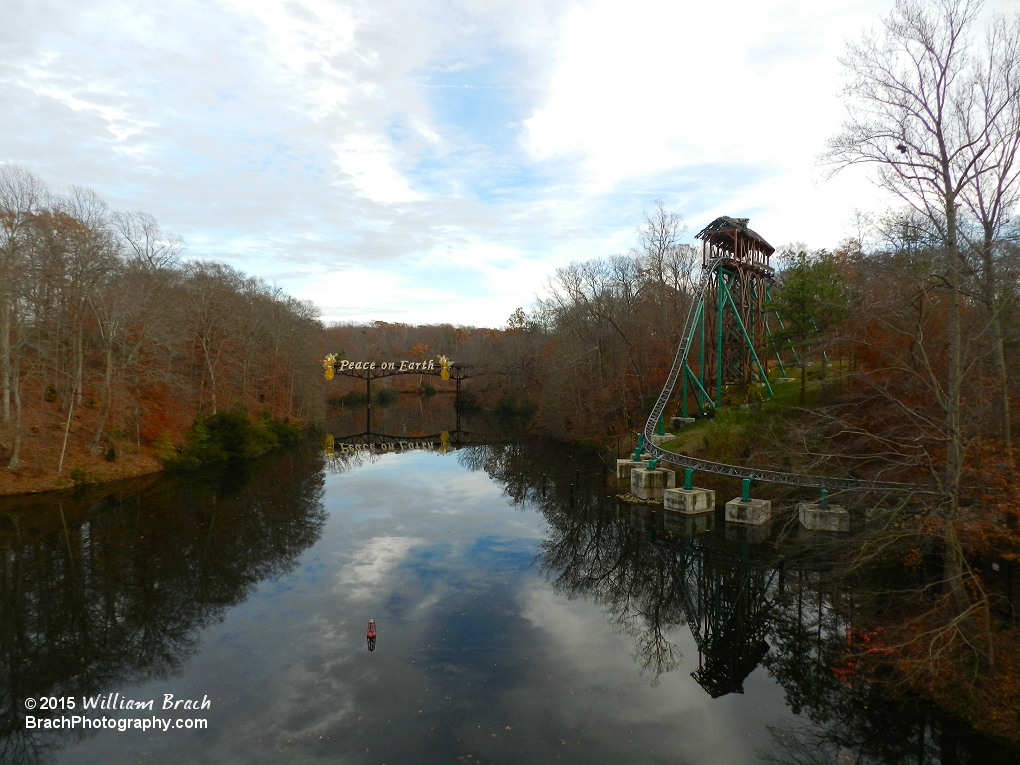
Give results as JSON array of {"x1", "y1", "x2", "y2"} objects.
[{"x1": 1, "y1": 405, "x2": 1016, "y2": 764}]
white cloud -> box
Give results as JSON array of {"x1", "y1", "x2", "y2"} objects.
[
  {"x1": 334, "y1": 133, "x2": 422, "y2": 203},
  {"x1": 5, "y1": 0, "x2": 1015, "y2": 326},
  {"x1": 524, "y1": 0, "x2": 890, "y2": 195},
  {"x1": 336, "y1": 535, "x2": 422, "y2": 600}
]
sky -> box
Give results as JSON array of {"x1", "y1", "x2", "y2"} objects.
[{"x1": 1, "y1": 0, "x2": 1014, "y2": 327}]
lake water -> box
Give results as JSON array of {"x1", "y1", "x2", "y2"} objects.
[{"x1": 1, "y1": 402, "x2": 1016, "y2": 764}]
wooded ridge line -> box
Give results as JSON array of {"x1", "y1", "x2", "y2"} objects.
[{"x1": 0, "y1": 165, "x2": 323, "y2": 494}]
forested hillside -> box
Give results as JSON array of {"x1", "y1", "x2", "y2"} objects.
[{"x1": 0, "y1": 165, "x2": 324, "y2": 492}]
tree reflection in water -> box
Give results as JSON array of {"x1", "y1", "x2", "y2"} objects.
[
  {"x1": 0, "y1": 448, "x2": 326, "y2": 765},
  {"x1": 458, "y1": 441, "x2": 1019, "y2": 764}
]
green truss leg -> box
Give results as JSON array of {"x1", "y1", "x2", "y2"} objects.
[{"x1": 720, "y1": 276, "x2": 773, "y2": 399}]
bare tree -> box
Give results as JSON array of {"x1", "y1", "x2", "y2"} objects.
[
  {"x1": 181, "y1": 262, "x2": 263, "y2": 417},
  {"x1": 0, "y1": 166, "x2": 46, "y2": 431},
  {"x1": 820, "y1": 0, "x2": 1020, "y2": 673},
  {"x1": 113, "y1": 211, "x2": 182, "y2": 270},
  {"x1": 956, "y1": 11, "x2": 1020, "y2": 460},
  {"x1": 632, "y1": 200, "x2": 699, "y2": 348},
  {"x1": 540, "y1": 255, "x2": 649, "y2": 423},
  {"x1": 0, "y1": 167, "x2": 48, "y2": 468},
  {"x1": 825, "y1": 0, "x2": 1008, "y2": 616}
]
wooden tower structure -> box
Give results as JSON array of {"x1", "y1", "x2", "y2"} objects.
[{"x1": 680, "y1": 216, "x2": 776, "y2": 412}]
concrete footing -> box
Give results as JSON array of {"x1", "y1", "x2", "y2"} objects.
[
  {"x1": 775, "y1": 377, "x2": 795, "y2": 383},
  {"x1": 798, "y1": 502, "x2": 849, "y2": 532},
  {"x1": 725, "y1": 497, "x2": 772, "y2": 525},
  {"x1": 630, "y1": 468, "x2": 676, "y2": 500},
  {"x1": 670, "y1": 417, "x2": 696, "y2": 430},
  {"x1": 664, "y1": 510, "x2": 715, "y2": 536},
  {"x1": 664, "y1": 487, "x2": 715, "y2": 515},
  {"x1": 649, "y1": 434, "x2": 673, "y2": 446},
  {"x1": 616, "y1": 459, "x2": 647, "y2": 480}
]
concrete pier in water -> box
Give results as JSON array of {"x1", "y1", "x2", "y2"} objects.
[
  {"x1": 630, "y1": 467, "x2": 676, "y2": 500},
  {"x1": 616, "y1": 459, "x2": 648, "y2": 480},
  {"x1": 798, "y1": 502, "x2": 849, "y2": 532},
  {"x1": 664, "y1": 487, "x2": 715, "y2": 515}
]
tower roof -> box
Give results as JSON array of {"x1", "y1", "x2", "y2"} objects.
[{"x1": 696, "y1": 216, "x2": 774, "y2": 257}]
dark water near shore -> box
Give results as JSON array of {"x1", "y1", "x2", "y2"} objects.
[{"x1": 1, "y1": 400, "x2": 1017, "y2": 764}]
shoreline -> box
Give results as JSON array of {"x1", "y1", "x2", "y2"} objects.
[{"x1": 0, "y1": 447, "x2": 166, "y2": 498}]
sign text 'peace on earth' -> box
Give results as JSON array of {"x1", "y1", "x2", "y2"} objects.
[{"x1": 334, "y1": 359, "x2": 436, "y2": 371}]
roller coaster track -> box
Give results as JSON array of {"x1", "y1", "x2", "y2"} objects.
[{"x1": 642, "y1": 259, "x2": 927, "y2": 494}]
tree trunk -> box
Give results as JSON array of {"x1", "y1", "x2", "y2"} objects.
[
  {"x1": 205, "y1": 352, "x2": 217, "y2": 415},
  {"x1": 980, "y1": 225, "x2": 1012, "y2": 470},
  {"x1": 58, "y1": 350, "x2": 85, "y2": 474},
  {"x1": 91, "y1": 342, "x2": 115, "y2": 448},
  {"x1": 6, "y1": 347, "x2": 21, "y2": 469},
  {"x1": 943, "y1": 196, "x2": 972, "y2": 616},
  {"x1": 945, "y1": 197, "x2": 963, "y2": 510},
  {"x1": 57, "y1": 394, "x2": 75, "y2": 475},
  {"x1": 1, "y1": 297, "x2": 9, "y2": 423},
  {"x1": 75, "y1": 317, "x2": 84, "y2": 407}
]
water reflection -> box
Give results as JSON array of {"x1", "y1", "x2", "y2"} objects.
[
  {"x1": 1, "y1": 432, "x2": 1016, "y2": 764},
  {"x1": 458, "y1": 442, "x2": 1017, "y2": 764},
  {"x1": 760, "y1": 565, "x2": 1014, "y2": 764},
  {"x1": 0, "y1": 448, "x2": 326, "y2": 765}
]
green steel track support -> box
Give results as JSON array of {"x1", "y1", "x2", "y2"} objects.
[
  {"x1": 682, "y1": 301, "x2": 705, "y2": 416},
  {"x1": 758, "y1": 281, "x2": 786, "y2": 379},
  {"x1": 763, "y1": 284, "x2": 788, "y2": 378},
  {"x1": 685, "y1": 364, "x2": 714, "y2": 410},
  {"x1": 768, "y1": 303, "x2": 800, "y2": 367},
  {"x1": 809, "y1": 317, "x2": 829, "y2": 365},
  {"x1": 700, "y1": 292, "x2": 706, "y2": 392},
  {"x1": 682, "y1": 361, "x2": 687, "y2": 417},
  {"x1": 764, "y1": 321, "x2": 787, "y2": 378},
  {"x1": 719, "y1": 275, "x2": 773, "y2": 399},
  {"x1": 716, "y1": 266, "x2": 724, "y2": 407}
]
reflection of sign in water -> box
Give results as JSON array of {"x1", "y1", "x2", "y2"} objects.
[{"x1": 324, "y1": 435, "x2": 443, "y2": 454}]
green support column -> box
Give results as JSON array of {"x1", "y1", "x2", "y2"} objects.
[
  {"x1": 773, "y1": 309, "x2": 801, "y2": 367},
  {"x1": 719, "y1": 275, "x2": 774, "y2": 399},
  {"x1": 716, "y1": 266, "x2": 724, "y2": 407},
  {"x1": 765, "y1": 321, "x2": 787, "y2": 378},
  {"x1": 685, "y1": 364, "x2": 714, "y2": 410},
  {"x1": 765, "y1": 285, "x2": 788, "y2": 378},
  {"x1": 682, "y1": 367, "x2": 688, "y2": 417},
  {"x1": 700, "y1": 296, "x2": 706, "y2": 392}
]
